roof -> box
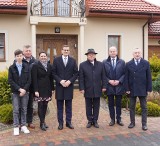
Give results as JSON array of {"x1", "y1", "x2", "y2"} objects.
[
  {"x1": 149, "y1": 21, "x2": 160, "y2": 38},
  {"x1": 86, "y1": 0, "x2": 160, "y2": 20},
  {"x1": 0, "y1": 0, "x2": 27, "y2": 15}
]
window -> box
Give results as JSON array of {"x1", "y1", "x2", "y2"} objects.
[
  {"x1": 108, "y1": 35, "x2": 120, "y2": 56},
  {"x1": 0, "y1": 33, "x2": 5, "y2": 61}
]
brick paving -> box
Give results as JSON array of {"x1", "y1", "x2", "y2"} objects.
[{"x1": 0, "y1": 89, "x2": 160, "y2": 146}]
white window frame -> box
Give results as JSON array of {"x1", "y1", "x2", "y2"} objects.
[
  {"x1": 0, "y1": 30, "x2": 8, "y2": 61},
  {"x1": 106, "y1": 33, "x2": 124, "y2": 58}
]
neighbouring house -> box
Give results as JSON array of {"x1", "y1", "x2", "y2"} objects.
[
  {"x1": 1, "y1": 0, "x2": 160, "y2": 71},
  {"x1": 148, "y1": 21, "x2": 160, "y2": 58}
]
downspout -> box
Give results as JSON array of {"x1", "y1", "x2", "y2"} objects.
[{"x1": 142, "y1": 14, "x2": 153, "y2": 58}]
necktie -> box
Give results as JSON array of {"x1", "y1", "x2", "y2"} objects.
[
  {"x1": 112, "y1": 59, "x2": 115, "y2": 69},
  {"x1": 64, "y1": 57, "x2": 67, "y2": 67},
  {"x1": 136, "y1": 60, "x2": 139, "y2": 65}
]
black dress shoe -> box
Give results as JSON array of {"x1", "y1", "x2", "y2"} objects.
[
  {"x1": 58, "y1": 124, "x2": 63, "y2": 130},
  {"x1": 117, "y1": 121, "x2": 124, "y2": 126},
  {"x1": 109, "y1": 120, "x2": 115, "y2": 126},
  {"x1": 40, "y1": 123, "x2": 47, "y2": 131},
  {"x1": 86, "y1": 122, "x2": 92, "y2": 128},
  {"x1": 93, "y1": 122, "x2": 99, "y2": 128},
  {"x1": 142, "y1": 125, "x2": 148, "y2": 131},
  {"x1": 128, "y1": 123, "x2": 135, "y2": 129},
  {"x1": 66, "y1": 123, "x2": 74, "y2": 129}
]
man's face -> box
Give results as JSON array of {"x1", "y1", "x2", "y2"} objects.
[
  {"x1": 109, "y1": 47, "x2": 117, "y2": 58},
  {"x1": 133, "y1": 49, "x2": 141, "y2": 60},
  {"x1": 61, "y1": 47, "x2": 70, "y2": 57},
  {"x1": 87, "y1": 53, "x2": 96, "y2": 62},
  {"x1": 15, "y1": 53, "x2": 23, "y2": 63},
  {"x1": 23, "y1": 47, "x2": 32, "y2": 58}
]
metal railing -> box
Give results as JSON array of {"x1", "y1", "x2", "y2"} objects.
[{"x1": 30, "y1": 0, "x2": 85, "y2": 17}]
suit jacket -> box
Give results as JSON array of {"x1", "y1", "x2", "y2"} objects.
[
  {"x1": 103, "y1": 56, "x2": 125, "y2": 95},
  {"x1": 79, "y1": 59, "x2": 106, "y2": 98},
  {"x1": 31, "y1": 61, "x2": 54, "y2": 97},
  {"x1": 125, "y1": 58, "x2": 152, "y2": 97},
  {"x1": 52, "y1": 55, "x2": 78, "y2": 100}
]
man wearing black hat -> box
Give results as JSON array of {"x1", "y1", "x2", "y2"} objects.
[{"x1": 79, "y1": 48, "x2": 106, "y2": 128}]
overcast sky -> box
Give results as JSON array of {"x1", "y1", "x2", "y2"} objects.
[{"x1": 145, "y1": 0, "x2": 160, "y2": 6}]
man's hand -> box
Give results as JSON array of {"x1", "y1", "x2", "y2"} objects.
[
  {"x1": 80, "y1": 90, "x2": 85, "y2": 94},
  {"x1": 60, "y1": 80, "x2": 67, "y2": 87},
  {"x1": 64, "y1": 80, "x2": 71, "y2": 87},
  {"x1": 19, "y1": 88, "x2": 26, "y2": 97},
  {"x1": 126, "y1": 91, "x2": 130, "y2": 94},
  {"x1": 35, "y1": 91, "x2": 39, "y2": 97},
  {"x1": 109, "y1": 80, "x2": 115, "y2": 86},
  {"x1": 114, "y1": 80, "x2": 119, "y2": 86},
  {"x1": 102, "y1": 88, "x2": 106, "y2": 92}
]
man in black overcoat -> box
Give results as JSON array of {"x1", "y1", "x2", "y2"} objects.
[
  {"x1": 79, "y1": 48, "x2": 106, "y2": 128},
  {"x1": 125, "y1": 48, "x2": 152, "y2": 131},
  {"x1": 103, "y1": 46, "x2": 125, "y2": 127},
  {"x1": 52, "y1": 45, "x2": 78, "y2": 130}
]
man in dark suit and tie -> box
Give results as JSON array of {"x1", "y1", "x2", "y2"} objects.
[
  {"x1": 103, "y1": 46, "x2": 125, "y2": 127},
  {"x1": 52, "y1": 45, "x2": 78, "y2": 130},
  {"x1": 125, "y1": 48, "x2": 152, "y2": 131}
]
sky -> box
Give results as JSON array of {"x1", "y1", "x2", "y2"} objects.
[{"x1": 145, "y1": 0, "x2": 160, "y2": 6}]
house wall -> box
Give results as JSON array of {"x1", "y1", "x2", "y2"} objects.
[
  {"x1": 0, "y1": 5, "x2": 31, "y2": 71},
  {"x1": 84, "y1": 17, "x2": 148, "y2": 62}
]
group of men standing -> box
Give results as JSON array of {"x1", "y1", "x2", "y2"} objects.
[
  {"x1": 9, "y1": 44, "x2": 152, "y2": 136},
  {"x1": 54, "y1": 45, "x2": 152, "y2": 131}
]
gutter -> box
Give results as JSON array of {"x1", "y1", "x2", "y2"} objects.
[{"x1": 142, "y1": 14, "x2": 153, "y2": 58}]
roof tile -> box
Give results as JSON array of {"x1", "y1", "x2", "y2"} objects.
[
  {"x1": 0, "y1": 0, "x2": 27, "y2": 7},
  {"x1": 87, "y1": 0, "x2": 160, "y2": 14},
  {"x1": 149, "y1": 21, "x2": 160, "y2": 35}
]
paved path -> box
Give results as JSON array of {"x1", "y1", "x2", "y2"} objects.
[{"x1": 0, "y1": 90, "x2": 160, "y2": 146}]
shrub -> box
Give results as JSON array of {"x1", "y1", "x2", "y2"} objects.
[
  {"x1": 0, "y1": 104, "x2": 13, "y2": 124},
  {"x1": 152, "y1": 74, "x2": 160, "y2": 93},
  {"x1": 149, "y1": 54, "x2": 160, "y2": 73},
  {"x1": 0, "y1": 71, "x2": 11, "y2": 106},
  {"x1": 136, "y1": 101, "x2": 160, "y2": 117},
  {"x1": 121, "y1": 94, "x2": 130, "y2": 109}
]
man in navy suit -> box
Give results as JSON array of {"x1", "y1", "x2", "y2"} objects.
[
  {"x1": 125, "y1": 48, "x2": 152, "y2": 131},
  {"x1": 52, "y1": 45, "x2": 78, "y2": 130}
]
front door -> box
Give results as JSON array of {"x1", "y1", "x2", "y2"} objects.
[
  {"x1": 43, "y1": 39, "x2": 67, "y2": 63},
  {"x1": 37, "y1": 34, "x2": 78, "y2": 64}
]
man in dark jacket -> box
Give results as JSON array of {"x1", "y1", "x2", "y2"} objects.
[
  {"x1": 52, "y1": 45, "x2": 78, "y2": 130},
  {"x1": 23, "y1": 45, "x2": 37, "y2": 129},
  {"x1": 79, "y1": 48, "x2": 106, "y2": 128},
  {"x1": 125, "y1": 48, "x2": 152, "y2": 131},
  {"x1": 8, "y1": 49, "x2": 31, "y2": 135},
  {"x1": 103, "y1": 46, "x2": 125, "y2": 127}
]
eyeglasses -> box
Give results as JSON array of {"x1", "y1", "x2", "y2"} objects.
[{"x1": 63, "y1": 49, "x2": 69, "y2": 52}]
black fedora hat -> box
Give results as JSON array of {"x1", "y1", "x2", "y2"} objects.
[{"x1": 85, "y1": 48, "x2": 98, "y2": 55}]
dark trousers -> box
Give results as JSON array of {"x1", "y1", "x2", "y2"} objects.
[
  {"x1": 38, "y1": 101, "x2": 48, "y2": 123},
  {"x1": 85, "y1": 97, "x2": 100, "y2": 123},
  {"x1": 108, "y1": 95, "x2": 122, "y2": 121},
  {"x1": 129, "y1": 96, "x2": 147, "y2": 126},
  {"x1": 27, "y1": 92, "x2": 34, "y2": 124},
  {"x1": 57, "y1": 99, "x2": 72, "y2": 124}
]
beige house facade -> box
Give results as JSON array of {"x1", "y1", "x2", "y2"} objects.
[{"x1": 1, "y1": 0, "x2": 160, "y2": 71}]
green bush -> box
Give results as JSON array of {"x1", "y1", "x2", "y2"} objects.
[
  {"x1": 136, "y1": 101, "x2": 160, "y2": 117},
  {"x1": 121, "y1": 94, "x2": 130, "y2": 109},
  {"x1": 0, "y1": 104, "x2": 13, "y2": 124},
  {"x1": 149, "y1": 54, "x2": 160, "y2": 73},
  {"x1": 152, "y1": 74, "x2": 160, "y2": 93},
  {"x1": 0, "y1": 71, "x2": 11, "y2": 106}
]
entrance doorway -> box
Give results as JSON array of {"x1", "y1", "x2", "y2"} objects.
[{"x1": 37, "y1": 34, "x2": 78, "y2": 64}]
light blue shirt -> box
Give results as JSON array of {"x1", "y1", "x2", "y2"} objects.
[{"x1": 16, "y1": 62, "x2": 22, "y2": 76}]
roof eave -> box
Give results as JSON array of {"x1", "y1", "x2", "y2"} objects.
[
  {"x1": 0, "y1": 8, "x2": 27, "y2": 15},
  {"x1": 86, "y1": 10, "x2": 160, "y2": 21}
]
